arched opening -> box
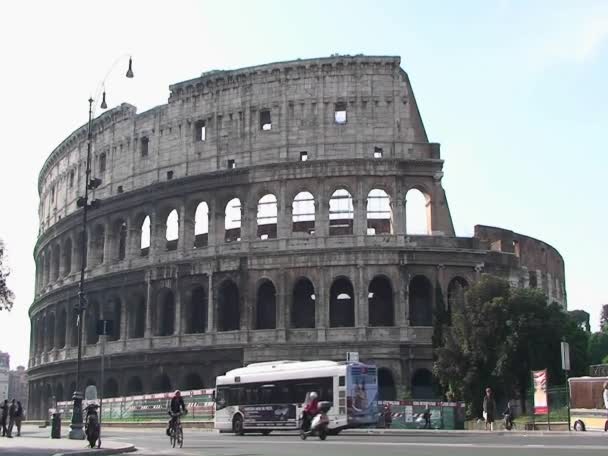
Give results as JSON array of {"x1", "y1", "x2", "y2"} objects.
[
  {"x1": 38, "y1": 316, "x2": 45, "y2": 353},
  {"x1": 224, "y1": 198, "x2": 241, "y2": 242},
  {"x1": 52, "y1": 244, "x2": 60, "y2": 281},
  {"x1": 91, "y1": 224, "x2": 105, "y2": 265},
  {"x1": 86, "y1": 301, "x2": 100, "y2": 345},
  {"x1": 55, "y1": 383, "x2": 64, "y2": 402},
  {"x1": 57, "y1": 307, "x2": 67, "y2": 348},
  {"x1": 183, "y1": 372, "x2": 204, "y2": 390},
  {"x1": 367, "y1": 189, "x2": 392, "y2": 235},
  {"x1": 411, "y1": 369, "x2": 434, "y2": 399},
  {"x1": 256, "y1": 194, "x2": 278, "y2": 240},
  {"x1": 329, "y1": 189, "x2": 354, "y2": 235},
  {"x1": 291, "y1": 278, "x2": 316, "y2": 328},
  {"x1": 117, "y1": 221, "x2": 127, "y2": 260},
  {"x1": 447, "y1": 277, "x2": 468, "y2": 325},
  {"x1": 378, "y1": 368, "x2": 397, "y2": 400},
  {"x1": 76, "y1": 231, "x2": 86, "y2": 269},
  {"x1": 42, "y1": 384, "x2": 53, "y2": 414},
  {"x1": 406, "y1": 188, "x2": 431, "y2": 235},
  {"x1": 165, "y1": 209, "x2": 179, "y2": 251},
  {"x1": 292, "y1": 191, "x2": 315, "y2": 235},
  {"x1": 47, "y1": 313, "x2": 56, "y2": 350},
  {"x1": 256, "y1": 281, "x2": 276, "y2": 329},
  {"x1": 368, "y1": 276, "x2": 394, "y2": 326},
  {"x1": 218, "y1": 280, "x2": 240, "y2": 331},
  {"x1": 104, "y1": 378, "x2": 119, "y2": 398},
  {"x1": 126, "y1": 376, "x2": 143, "y2": 396},
  {"x1": 409, "y1": 276, "x2": 433, "y2": 327},
  {"x1": 153, "y1": 374, "x2": 172, "y2": 393},
  {"x1": 62, "y1": 238, "x2": 72, "y2": 276},
  {"x1": 140, "y1": 215, "x2": 151, "y2": 256},
  {"x1": 128, "y1": 294, "x2": 146, "y2": 339},
  {"x1": 186, "y1": 286, "x2": 207, "y2": 334},
  {"x1": 194, "y1": 202, "x2": 209, "y2": 248},
  {"x1": 155, "y1": 289, "x2": 175, "y2": 336},
  {"x1": 330, "y1": 277, "x2": 355, "y2": 327},
  {"x1": 104, "y1": 297, "x2": 122, "y2": 341}
]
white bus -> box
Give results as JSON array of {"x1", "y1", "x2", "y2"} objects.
[{"x1": 214, "y1": 360, "x2": 378, "y2": 434}]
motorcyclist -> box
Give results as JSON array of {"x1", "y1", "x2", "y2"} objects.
[
  {"x1": 302, "y1": 392, "x2": 319, "y2": 432},
  {"x1": 166, "y1": 390, "x2": 187, "y2": 436}
]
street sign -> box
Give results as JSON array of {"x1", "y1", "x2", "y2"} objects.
[
  {"x1": 561, "y1": 341, "x2": 571, "y2": 371},
  {"x1": 96, "y1": 319, "x2": 114, "y2": 336},
  {"x1": 347, "y1": 352, "x2": 359, "y2": 363}
]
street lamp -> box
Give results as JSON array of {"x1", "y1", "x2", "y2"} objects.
[{"x1": 68, "y1": 56, "x2": 134, "y2": 440}]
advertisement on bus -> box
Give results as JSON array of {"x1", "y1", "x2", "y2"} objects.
[
  {"x1": 347, "y1": 364, "x2": 378, "y2": 425},
  {"x1": 241, "y1": 404, "x2": 297, "y2": 428}
]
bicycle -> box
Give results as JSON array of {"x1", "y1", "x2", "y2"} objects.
[{"x1": 168, "y1": 411, "x2": 184, "y2": 448}]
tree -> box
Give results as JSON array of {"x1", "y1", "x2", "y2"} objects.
[
  {"x1": 434, "y1": 275, "x2": 589, "y2": 417},
  {"x1": 588, "y1": 331, "x2": 608, "y2": 365},
  {"x1": 601, "y1": 305, "x2": 608, "y2": 333},
  {"x1": 569, "y1": 309, "x2": 591, "y2": 333},
  {"x1": 0, "y1": 239, "x2": 15, "y2": 311}
]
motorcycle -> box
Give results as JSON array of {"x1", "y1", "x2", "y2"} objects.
[
  {"x1": 84, "y1": 403, "x2": 100, "y2": 448},
  {"x1": 300, "y1": 401, "x2": 332, "y2": 440},
  {"x1": 503, "y1": 411, "x2": 513, "y2": 431}
]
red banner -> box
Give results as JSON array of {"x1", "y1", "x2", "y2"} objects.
[{"x1": 532, "y1": 369, "x2": 548, "y2": 415}]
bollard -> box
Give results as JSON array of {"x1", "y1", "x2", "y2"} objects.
[{"x1": 51, "y1": 412, "x2": 62, "y2": 439}]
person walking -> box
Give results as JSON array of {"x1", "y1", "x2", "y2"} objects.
[
  {"x1": 603, "y1": 382, "x2": 608, "y2": 431},
  {"x1": 14, "y1": 401, "x2": 23, "y2": 437},
  {"x1": 6, "y1": 400, "x2": 16, "y2": 438},
  {"x1": 0, "y1": 400, "x2": 8, "y2": 437},
  {"x1": 483, "y1": 387, "x2": 497, "y2": 431}
]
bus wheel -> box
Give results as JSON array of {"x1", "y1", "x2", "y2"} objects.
[
  {"x1": 574, "y1": 420, "x2": 586, "y2": 432},
  {"x1": 261, "y1": 430, "x2": 271, "y2": 436},
  {"x1": 232, "y1": 415, "x2": 244, "y2": 435}
]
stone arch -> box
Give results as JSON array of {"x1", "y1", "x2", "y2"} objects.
[
  {"x1": 128, "y1": 292, "x2": 146, "y2": 339},
  {"x1": 329, "y1": 188, "x2": 354, "y2": 235},
  {"x1": 330, "y1": 276, "x2": 355, "y2": 327},
  {"x1": 194, "y1": 201, "x2": 209, "y2": 248},
  {"x1": 182, "y1": 372, "x2": 204, "y2": 390},
  {"x1": 378, "y1": 367, "x2": 396, "y2": 400},
  {"x1": 155, "y1": 288, "x2": 175, "y2": 336},
  {"x1": 224, "y1": 198, "x2": 241, "y2": 242},
  {"x1": 185, "y1": 285, "x2": 207, "y2": 334},
  {"x1": 153, "y1": 373, "x2": 172, "y2": 393},
  {"x1": 256, "y1": 194, "x2": 278, "y2": 240},
  {"x1": 368, "y1": 275, "x2": 394, "y2": 326},
  {"x1": 90, "y1": 224, "x2": 105, "y2": 265},
  {"x1": 291, "y1": 277, "x2": 316, "y2": 328},
  {"x1": 447, "y1": 277, "x2": 468, "y2": 324},
  {"x1": 126, "y1": 376, "x2": 143, "y2": 395},
  {"x1": 406, "y1": 188, "x2": 431, "y2": 235},
  {"x1": 218, "y1": 279, "x2": 240, "y2": 331},
  {"x1": 47, "y1": 312, "x2": 56, "y2": 350},
  {"x1": 86, "y1": 299, "x2": 100, "y2": 345},
  {"x1": 409, "y1": 275, "x2": 433, "y2": 327},
  {"x1": 411, "y1": 368, "x2": 434, "y2": 399},
  {"x1": 367, "y1": 188, "x2": 392, "y2": 235},
  {"x1": 104, "y1": 378, "x2": 119, "y2": 398},
  {"x1": 139, "y1": 214, "x2": 151, "y2": 256},
  {"x1": 256, "y1": 280, "x2": 276, "y2": 329},
  {"x1": 292, "y1": 191, "x2": 315, "y2": 235},
  {"x1": 104, "y1": 296, "x2": 122, "y2": 341},
  {"x1": 62, "y1": 237, "x2": 72, "y2": 276},
  {"x1": 165, "y1": 208, "x2": 179, "y2": 251},
  {"x1": 57, "y1": 306, "x2": 67, "y2": 348}
]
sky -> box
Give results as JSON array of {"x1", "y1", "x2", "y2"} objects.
[{"x1": 0, "y1": 0, "x2": 607, "y2": 368}]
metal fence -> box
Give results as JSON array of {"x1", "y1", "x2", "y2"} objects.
[
  {"x1": 57, "y1": 389, "x2": 214, "y2": 422},
  {"x1": 377, "y1": 400, "x2": 466, "y2": 430},
  {"x1": 523, "y1": 386, "x2": 569, "y2": 427}
]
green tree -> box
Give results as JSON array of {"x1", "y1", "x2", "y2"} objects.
[
  {"x1": 601, "y1": 305, "x2": 608, "y2": 333},
  {"x1": 0, "y1": 239, "x2": 15, "y2": 311},
  {"x1": 569, "y1": 309, "x2": 591, "y2": 333},
  {"x1": 588, "y1": 331, "x2": 608, "y2": 365}
]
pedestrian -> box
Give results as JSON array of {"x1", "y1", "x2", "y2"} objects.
[
  {"x1": 14, "y1": 401, "x2": 23, "y2": 437},
  {"x1": 383, "y1": 404, "x2": 392, "y2": 429},
  {"x1": 0, "y1": 400, "x2": 8, "y2": 437},
  {"x1": 483, "y1": 387, "x2": 496, "y2": 431},
  {"x1": 6, "y1": 399, "x2": 16, "y2": 438},
  {"x1": 423, "y1": 407, "x2": 432, "y2": 429}
]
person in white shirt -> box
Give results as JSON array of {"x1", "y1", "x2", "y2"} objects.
[{"x1": 603, "y1": 382, "x2": 608, "y2": 416}]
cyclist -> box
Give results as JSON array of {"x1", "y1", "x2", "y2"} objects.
[{"x1": 166, "y1": 390, "x2": 187, "y2": 436}]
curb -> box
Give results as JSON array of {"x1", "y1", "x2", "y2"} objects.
[
  {"x1": 52, "y1": 443, "x2": 136, "y2": 456},
  {"x1": 342, "y1": 430, "x2": 597, "y2": 437}
]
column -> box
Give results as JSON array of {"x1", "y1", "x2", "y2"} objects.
[
  {"x1": 180, "y1": 203, "x2": 193, "y2": 253},
  {"x1": 120, "y1": 296, "x2": 128, "y2": 341},
  {"x1": 206, "y1": 273, "x2": 215, "y2": 332},
  {"x1": 398, "y1": 267, "x2": 408, "y2": 326},
  {"x1": 103, "y1": 222, "x2": 112, "y2": 264},
  {"x1": 207, "y1": 201, "x2": 218, "y2": 248},
  {"x1": 316, "y1": 190, "x2": 329, "y2": 238},
  {"x1": 356, "y1": 264, "x2": 368, "y2": 328},
  {"x1": 144, "y1": 271, "x2": 153, "y2": 338},
  {"x1": 277, "y1": 182, "x2": 289, "y2": 239},
  {"x1": 149, "y1": 209, "x2": 161, "y2": 260},
  {"x1": 174, "y1": 280, "x2": 182, "y2": 336},
  {"x1": 393, "y1": 189, "x2": 406, "y2": 236}
]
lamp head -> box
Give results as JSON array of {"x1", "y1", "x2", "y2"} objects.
[
  {"x1": 126, "y1": 57, "x2": 134, "y2": 78},
  {"x1": 100, "y1": 90, "x2": 108, "y2": 109}
]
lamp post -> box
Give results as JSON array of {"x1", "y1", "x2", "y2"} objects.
[{"x1": 68, "y1": 56, "x2": 134, "y2": 440}]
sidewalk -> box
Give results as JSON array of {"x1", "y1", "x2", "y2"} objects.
[
  {"x1": 0, "y1": 426, "x2": 135, "y2": 456},
  {"x1": 342, "y1": 428, "x2": 606, "y2": 437}
]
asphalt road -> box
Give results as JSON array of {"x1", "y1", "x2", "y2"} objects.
[{"x1": 101, "y1": 428, "x2": 607, "y2": 456}]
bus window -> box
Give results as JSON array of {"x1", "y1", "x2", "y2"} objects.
[{"x1": 339, "y1": 376, "x2": 345, "y2": 387}]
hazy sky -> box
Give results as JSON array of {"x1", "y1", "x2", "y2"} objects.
[{"x1": 1, "y1": 0, "x2": 606, "y2": 368}]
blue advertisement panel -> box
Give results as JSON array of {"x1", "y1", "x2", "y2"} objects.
[
  {"x1": 347, "y1": 364, "x2": 378, "y2": 426},
  {"x1": 241, "y1": 404, "x2": 297, "y2": 428}
]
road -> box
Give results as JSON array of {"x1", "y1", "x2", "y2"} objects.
[{"x1": 102, "y1": 427, "x2": 606, "y2": 456}]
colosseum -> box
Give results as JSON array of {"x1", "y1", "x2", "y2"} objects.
[{"x1": 28, "y1": 55, "x2": 567, "y2": 419}]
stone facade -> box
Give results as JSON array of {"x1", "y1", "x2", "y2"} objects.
[
  {"x1": 28, "y1": 55, "x2": 567, "y2": 419},
  {"x1": 8, "y1": 366, "x2": 28, "y2": 412}
]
